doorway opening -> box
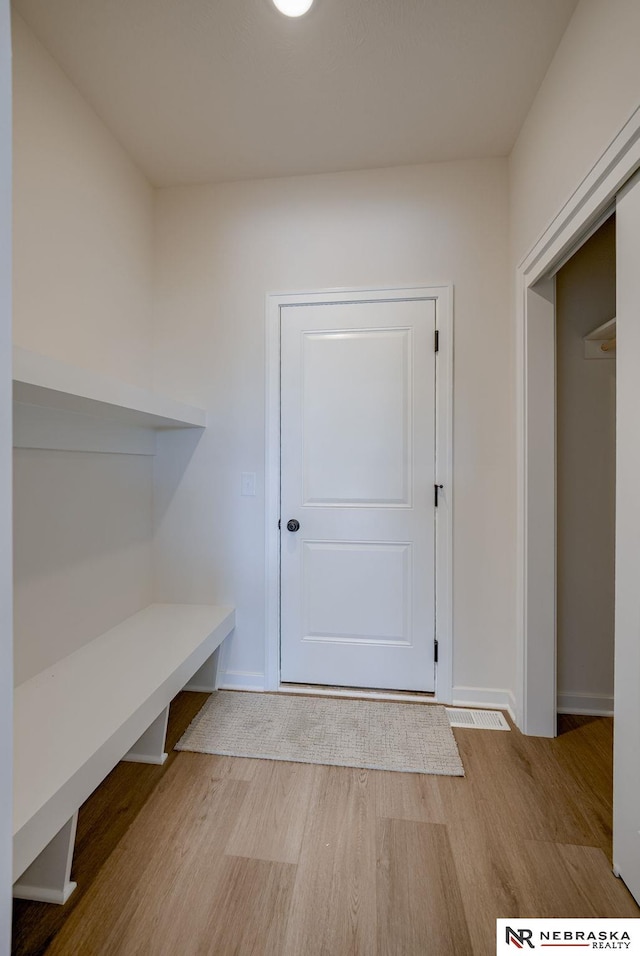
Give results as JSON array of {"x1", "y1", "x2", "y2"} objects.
[
  {"x1": 555, "y1": 215, "x2": 616, "y2": 723},
  {"x1": 515, "y1": 106, "x2": 640, "y2": 739}
]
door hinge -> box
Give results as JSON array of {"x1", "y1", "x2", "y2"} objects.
[
  {"x1": 434, "y1": 483, "x2": 443, "y2": 507},
  {"x1": 434, "y1": 639, "x2": 439, "y2": 664},
  {"x1": 434, "y1": 329, "x2": 439, "y2": 352},
  {"x1": 278, "y1": 519, "x2": 281, "y2": 530}
]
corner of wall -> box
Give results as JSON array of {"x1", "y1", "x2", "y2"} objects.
[
  {"x1": 509, "y1": 0, "x2": 640, "y2": 266},
  {"x1": 12, "y1": 11, "x2": 156, "y2": 387}
]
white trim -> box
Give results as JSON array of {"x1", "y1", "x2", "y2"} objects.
[
  {"x1": 516, "y1": 105, "x2": 640, "y2": 737},
  {"x1": 434, "y1": 286, "x2": 454, "y2": 704},
  {"x1": 0, "y1": 0, "x2": 12, "y2": 941},
  {"x1": 265, "y1": 290, "x2": 282, "y2": 692},
  {"x1": 557, "y1": 693, "x2": 614, "y2": 717},
  {"x1": 452, "y1": 685, "x2": 516, "y2": 723},
  {"x1": 265, "y1": 285, "x2": 454, "y2": 702},
  {"x1": 518, "y1": 278, "x2": 558, "y2": 737},
  {"x1": 219, "y1": 670, "x2": 266, "y2": 692},
  {"x1": 612, "y1": 170, "x2": 640, "y2": 902}
]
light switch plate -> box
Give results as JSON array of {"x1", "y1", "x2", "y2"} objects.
[{"x1": 241, "y1": 472, "x2": 256, "y2": 496}]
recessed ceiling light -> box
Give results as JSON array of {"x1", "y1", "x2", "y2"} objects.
[{"x1": 272, "y1": 0, "x2": 314, "y2": 17}]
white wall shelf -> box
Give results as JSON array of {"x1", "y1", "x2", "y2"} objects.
[
  {"x1": 13, "y1": 347, "x2": 206, "y2": 429},
  {"x1": 584, "y1": 316, "x2": 616, "y2": 359}
]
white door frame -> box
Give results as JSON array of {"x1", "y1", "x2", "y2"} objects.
[
  {"x1": 516, "y1": 107, "x2": 640, "y2": 736},
  {"x1": 0, "y1": 0, "x2": 12, "y2": 948},
  {"x1": 265, "y1": 285, "x2": 453, "y2": 702}
]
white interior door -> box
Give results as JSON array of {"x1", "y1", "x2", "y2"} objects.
[
  {"x1": 280, "y1": 295, "x2": 437, "y2": 692},
  {"x1": 613, "y1": 169, "x2": 640, "y2": 904}
]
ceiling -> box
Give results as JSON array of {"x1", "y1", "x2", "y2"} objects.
[{"x1": 13, "y1": 0, "x2": 579, "y2": 187}]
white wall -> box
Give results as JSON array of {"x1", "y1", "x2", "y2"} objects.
[
  {"x1": 510, "y1": 0, "x2": 640, "y2": 266},
  {"x1": 12, "y1": 12, "x2": 155, "y2": 387},
  {"x1": 13, "y1": 450, "x2": 154, "y2": 683},
  {"x1": 11, "y1": 15, "x2": 156, "y2": 684},
  {"x1": 153, "y1": 161, "x2": 514, "y2": 700},
  {"x1": 0, "y1": 0, "x2": 12, "y2": 949},
  {"x1": 556, "y1": 217, "x2": 616, "y2": 713}
]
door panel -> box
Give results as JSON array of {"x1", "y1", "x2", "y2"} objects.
[
  {"x1": 280, "y1": 297, "x2": 436, "y2": 692},
  {"x1": 302, "y1": 541, "x2": 411, "y2": 644},
  {"x1": 302, "y1": 328, "x2": 411, "y2": 506}
]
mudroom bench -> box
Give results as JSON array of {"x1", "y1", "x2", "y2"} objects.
[{"x1": 13, "y1": 603, "x2": 235, "y2": 904}]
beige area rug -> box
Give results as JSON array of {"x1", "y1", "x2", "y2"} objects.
[{"x1": 175, "y1": 691, "x2": 464, "y2": 776}]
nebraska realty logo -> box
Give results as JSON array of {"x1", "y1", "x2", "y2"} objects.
[{"x1": 496, "y1": 920, "x2": 640, "y2": 953}]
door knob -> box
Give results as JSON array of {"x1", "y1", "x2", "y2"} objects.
[{"x1": 286, "y1": 519, "x2": 300, "y2": 532}]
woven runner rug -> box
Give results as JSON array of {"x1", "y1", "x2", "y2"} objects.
[{"x1": 175, "y1": 691, "x2": 464, "y2": 776}]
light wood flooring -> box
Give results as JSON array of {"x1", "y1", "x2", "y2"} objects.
[{"x1": 12, "y1": 694, "x2": 639, "y2": 956}]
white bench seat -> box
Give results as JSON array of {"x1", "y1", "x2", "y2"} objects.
[{"x1": 13, "y1": 603, "x2": 234, "y2": 903}]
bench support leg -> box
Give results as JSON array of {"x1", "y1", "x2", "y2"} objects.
[
  {"x1": 122, "y1": 705, "x2": 170, "y2": 765},
  {"x1": 13, "y1": 813, "x2": 78, "y2": 905},
  {"x1": 184, "y1": 646, "x2": 222, "y2": 693}
]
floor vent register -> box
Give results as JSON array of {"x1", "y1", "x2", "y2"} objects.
[{"x1": 445, "y1": 708, "x2": 511, "y2": 731}]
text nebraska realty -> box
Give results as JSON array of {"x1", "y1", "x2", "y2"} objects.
[
  {"x1": 544, "y1": 931, "x2": 631, "y2": 949},
  {"x1": 507, "y1": 927, "x2": 633, "y2": 949}
]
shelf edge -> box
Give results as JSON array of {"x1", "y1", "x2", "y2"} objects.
[{"x1": 13, "y1": 347, "x2": 206, "y2": 429}]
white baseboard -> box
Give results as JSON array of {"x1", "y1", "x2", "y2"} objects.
[
  {"x1": 557, "y1": 692, "x2": 614, "y2": 717},
  {"x1": 219, "y1": 670, "x2": 265, "y2": 692},
  {"x1": 452, "y1": 686, "x2": 516, "y2": 723},
  {"x1": 218, "y1": 678, "x2": 521, "y2": 723}
]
